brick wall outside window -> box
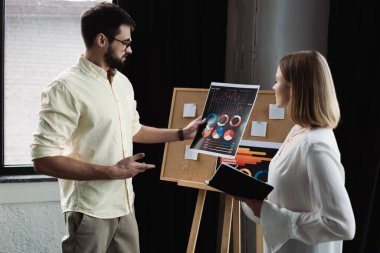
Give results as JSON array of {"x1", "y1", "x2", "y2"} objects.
[{"x1": 4, "y1": 0, "x2": 109, "y2": 165}]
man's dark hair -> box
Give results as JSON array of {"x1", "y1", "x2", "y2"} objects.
[{"x1": 81, "y1": 2, "x2": 136, "y2": 49}]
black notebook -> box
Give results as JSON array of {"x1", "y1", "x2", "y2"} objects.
[{"x1": 205, "y1": 163, "x2": 274, "y2": 200}]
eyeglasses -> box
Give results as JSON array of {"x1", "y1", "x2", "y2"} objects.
[{"x1": 112, "y1": 37, "x2": 132, "y2": 51}]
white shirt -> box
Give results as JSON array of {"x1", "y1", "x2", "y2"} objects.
[
  {"x1": 242, "y1": 126, "x2": 355, "y2": 253},
  {"x1": 31, "y1": 56, "x2": 142, "y2": 218}
]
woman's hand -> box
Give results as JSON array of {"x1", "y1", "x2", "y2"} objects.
[{"x1": 235, "y1": 197, "x2": 263, "y2": 218}]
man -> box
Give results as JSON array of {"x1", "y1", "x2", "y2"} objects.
[{"x1": 30, "y1": 2, "x2": 204, "y2": 253}]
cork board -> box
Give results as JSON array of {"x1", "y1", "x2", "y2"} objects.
[{"x1": 160, "y1": 88, "x2": 294, "y2": 189}]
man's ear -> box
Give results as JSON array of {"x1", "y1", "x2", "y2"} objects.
[{"x1": 96, "y1": 33, "x2": 107, "y2": 48}]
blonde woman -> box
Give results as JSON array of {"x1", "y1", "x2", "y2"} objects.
[{"x1": 240, "y1": 50, "x2": 355, "y2": 253}]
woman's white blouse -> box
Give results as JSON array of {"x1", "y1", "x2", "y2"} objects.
[{"x1": 242, "y1": 126, "x2": 355, "y2": 253}]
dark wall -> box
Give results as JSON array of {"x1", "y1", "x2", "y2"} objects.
[
  {"x1": 114, "y1": 0, "x2": 380, "y2": 252},
  {"x1": 116, "y1": 1, "x2": 228, "y2": 252},
  {"x1": 328, "y1": 1, "x2": 380, "y2": 253}
]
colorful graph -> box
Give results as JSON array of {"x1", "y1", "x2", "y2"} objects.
[
  {"x1": 223, "y1": 130, "x2": 234, "y2": 141},
  {"x1": 190, "y1": 83, "x2": 259, "y2": 158},
  {"x1": 206, "y1": 113, "x2": 218, "y2": 125},
  {"x1": 202, "y1": 125, "x2": 213, "y2": 137},
  {"x1": 216, "y1": 140, "x2": 281, "y2": 182},
  {"x1": 230, "y1": 115, "x2": 242, "y2": 127}
]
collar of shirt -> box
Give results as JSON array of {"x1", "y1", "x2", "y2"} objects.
[
  {"x1": 107, "y1": 68, "x2": 117, "y2": 84},
  {"x1": 78, "y1": 55, "x2": 117, "y2": 82}
]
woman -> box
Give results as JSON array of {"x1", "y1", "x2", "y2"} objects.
[{"x1": 241, "y1": 50, "x2": 355, "y2": 253}]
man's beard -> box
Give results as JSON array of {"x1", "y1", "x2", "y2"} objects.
[{"x1": 104, "y1": 48, "x2": 127, "y2": 70}]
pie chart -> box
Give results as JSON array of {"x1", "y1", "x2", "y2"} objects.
[
  {"x1": 212, "y1": 127, "x2": 223, "y2": 139},
  {"x1": 217, "y1": 114, "x2": 229, "y2": 126},
  {"x1": 223, "y1": 129, "x2": 234, "y2": 141},
  {"x1": 240, "y1": 168, "x2": 252, "y2": 177},
  {"x1": 254, "y1": 170, "x2": 268, "y2": 181},
  {"x1": 206, "y1": 113, "x2": 218, "y2": 125},
  {"x1": 202, "y1": 125, "x2": 213, "y2": 137},
  {"x1": 230, "y1": 115, "x2": 242, "y2": 127}
]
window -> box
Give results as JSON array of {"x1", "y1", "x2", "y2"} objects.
[{"x1": 1, "y1": 0, "x2": 111, "y2": 175}]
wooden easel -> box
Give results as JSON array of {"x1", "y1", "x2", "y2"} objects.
[
  {"x1": 177, "y1": 180, "x2": 242, "y2": 253},
  {"x1": 160, "y1": 88, "x2": 293, "y2": 253}
]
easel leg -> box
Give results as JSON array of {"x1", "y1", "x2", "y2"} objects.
[
  {"x1": 256, "y1": 224, "x2": 264, "y2": 253},
  {"x1": 187, "y1": 189, "x2": 207, "y2": 253},
  {"x1": 220, "y1": 194, "x2": 234, "y2": 253},
  {"x1": 232, "y1": 199, "x2": 241, "y2": 253}
]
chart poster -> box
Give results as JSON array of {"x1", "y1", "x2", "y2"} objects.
[
  {"x1": 215, "y1": 140, "x2": 282, "y2": 182},
  {"x1": 190, "y1": 82, "x2": 260, "y2": 158}
]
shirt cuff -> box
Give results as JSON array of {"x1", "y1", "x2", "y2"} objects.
[
  {"x1": 30, "y1": 145, "x2": 64, "y2": 160},
  {"x1": 261, "y1": 200, "x2": 295, "y2": 252}
]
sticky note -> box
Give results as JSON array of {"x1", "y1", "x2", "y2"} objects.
[
  {"x1": 183, "y1": 103, "x2": 197, "y2": 117},
  {"x1": 269, "y1": 104, "x2": 285, "y2": 119},
  {"x1": 251, "y1": 121, "x2": 267, "y2": 137},
  {"x1": 185, "y1": 145, "x2": 198, "y2": 160}
]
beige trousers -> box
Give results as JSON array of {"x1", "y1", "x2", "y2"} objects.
[{"x1": 62, "y1": 211, "x2": 140, "y2": 253}]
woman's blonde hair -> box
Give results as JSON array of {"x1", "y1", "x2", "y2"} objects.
[{"x1": 279, "y1": 50, "x2": 340, "y2": 129}]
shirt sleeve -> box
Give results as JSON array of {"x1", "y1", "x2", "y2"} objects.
[
  {"x1": 261, "y1": 140, "x2": 356, "y2": 252},
  {"x1": 30, "y1": 81, "x2": 80, "y2": 160},
  {"x1": 130, "y1": 98, "x2": 142, "y2": 136},
  {"x1": 241, "y1": 202, "x2": 261, "y2": 224}
]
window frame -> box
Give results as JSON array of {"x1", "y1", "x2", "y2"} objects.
[{"x1": 0, "y1": 0, "x2": 36, "y2": 176}]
